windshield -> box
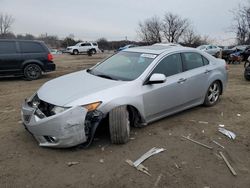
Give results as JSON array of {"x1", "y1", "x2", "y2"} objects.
[
  {"x1": 197, "y1": 45, "x2": 206, "y2": 50},
  {"x1": 89, "y1": 51, "x2": 157, "y2": 81}
]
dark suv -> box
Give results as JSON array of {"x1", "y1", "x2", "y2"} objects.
[{"x1": 0, "y1": 39, "x2": 56, "y2": 80}]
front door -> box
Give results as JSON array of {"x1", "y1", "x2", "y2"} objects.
[{"x1": 142, "y1": 53, "x2": 186, "y2": 122}]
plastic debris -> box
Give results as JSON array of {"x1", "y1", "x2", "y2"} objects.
[
  {"x1": 67, "y1": 161, "x2": 79, "y2": 167},
  {"x1": 219, "y1": 151, "x2": 237, "y2": 176},
  {"x1": 237, "y1": 114, "x2": 241, "y2": 117},
  {"x1": 198, "y1": 121, "x2": 208, "y2": 124},
  {"x1": 219, "y1": 124, "x2": 225, "y2": 127},
  {"x1": 153, "y1": 173, "x2": 163, "y2": 187},
  {"x1": 212, "y1": 140, "x2": 225, "y2": 149},
  {"x1": 218, "y1": 128, "x2": 236, "y2": 140},
  {"x1": 126, "y1": 159, "x2": 151, "y2": 176},
  {"x1": 125, "y1": 147, "x2": 166, "y2": 176},
  {"x1": 133, "y1": 147, "x2": 166, "y2": 167},
  {"x1": 182, "y1": 136, "x2": 213, "y2": 150},
  {"x1": 99, "y1": 159, "x2": 104, "y2": 163}
]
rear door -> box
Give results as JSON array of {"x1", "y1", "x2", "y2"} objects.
[
  {"x1": 19, "y1": 41, "x2": 47, "y2": 65},
  {"x1": 142, "y1": 53, "x2": 186, "y2": 121},
  {"x1": 0, "y1": 41, "x2": 22, "y2": 74},
  {"x1": 180, "y1": 52, "x2": 210, "y2": 105},
  {"x1": 79, "y1": 43, "x2": 92, "y2": 52}
]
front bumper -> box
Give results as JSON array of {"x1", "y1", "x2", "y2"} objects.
[{"x1": 21, "y1": 101, "x2": 89, "y2": 148}]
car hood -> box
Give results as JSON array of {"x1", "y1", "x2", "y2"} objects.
[{"x1": 37, "y1": 70, "x2": 125, "y2": 106}]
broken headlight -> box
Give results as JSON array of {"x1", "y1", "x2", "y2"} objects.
[
  {"x1": 27, "y1": 93, "x2": 40, "y2": 108},
  {"x1": 51, "y1": 106, "x2": 68, "y2": 115}
]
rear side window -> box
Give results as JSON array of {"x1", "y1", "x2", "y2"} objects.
[
  {"x1": 19, "y1": 42, "x2": 45, "y2": 53},
  {"x1": 92, "y1": 43, "x2": 97, "y2": 46},
  {"x1": 202, "y1": 56, "x2": 209, "y2": 65},
  {"x1": 0, "y1": 41, "x2": 17, "y2": 54},
  {"x1": 182, "y1": 52, "x2": 204, "y2": 71},
  {"x1": 152, "y1": 53, "x2": 183, "y2": 77},
  {"x1": 81, "y1": 43, "x2": 91, "y2": 46}
]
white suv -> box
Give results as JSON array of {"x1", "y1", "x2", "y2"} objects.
[{"x1": 66, "y1": 42, "x2": 99, "y2": 55}]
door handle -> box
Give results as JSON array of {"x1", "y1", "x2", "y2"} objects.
[
  {"x1": 204, "y1": 69, "x2": 212, "y2": 74},
  {"x1": 177, "y1": 78, "x2": 187, "y2": 83}
]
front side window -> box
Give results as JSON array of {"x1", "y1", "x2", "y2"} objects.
[
  {"x1": 182, "y1": 52, "x2": 204, "y2": 71},
  {"x1": 152, "y1": 53, "x2": 182, "y2": 77},
  {"x1": 0, "y1": 41, "x2": 16, "y2": 54},
  {"x1": 89, "y1": 51, "x2": 156, "y2": 81},
  {"x1": 19, "y1": 42, "x2": 45, "y2": 53}
]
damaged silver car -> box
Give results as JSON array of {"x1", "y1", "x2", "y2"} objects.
[{"x1": 21, "y1": 45, "x2": 228, "y2": 148}]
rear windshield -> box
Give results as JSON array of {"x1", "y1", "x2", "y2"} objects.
[
  {"x1": 19, "y1": 41, "x2": 46, "y2": 53},
  {"x1": 0, "y1": 41, "x2": 17, "y2": 54}
]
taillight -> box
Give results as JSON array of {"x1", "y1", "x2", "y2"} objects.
[{"x1": 48, "y1": 53, "x2": 53, "y2": 61}]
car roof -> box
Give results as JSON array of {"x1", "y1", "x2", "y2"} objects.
[
  {"x1": 0, "y1": 39, "x2": 43, "y2": 43},
  {"x1": 123, "y1": 45, "x2": 193, "y2": 55}
]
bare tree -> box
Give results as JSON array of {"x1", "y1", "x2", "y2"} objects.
[
  {"x1": 231, "y1": 2, "x2": 250, "y2": 44},
  {"x1": 137, "y1": 16, "x2": 162, "y2": 44},
  {"x1": 0, "y1": 13, "x2": 14, "y2": 35},
  {"x1": 162, "y1": 12, "x2": 189, "y2": 43}
]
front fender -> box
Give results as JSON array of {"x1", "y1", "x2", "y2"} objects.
[{"x1": 99, "y1": 96, "x2": 146, "y2": 123}]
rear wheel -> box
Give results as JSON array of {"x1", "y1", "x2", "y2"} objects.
[
  {"x1": 73, "y1": 49, "x2": 79, "y2": 55},
  {"x1": 109, "y1": 106, "x2": 130, "y2": 144},
  {"x1": 23, "y1": 64, "x2": 42, "y2": 80},
  {"x1": 204, "y1": 81, "x2": 221, "y2": 106}
]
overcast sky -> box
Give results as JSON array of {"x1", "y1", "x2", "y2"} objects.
[{"x1": 0, "y1": 0, "x2": 242, "y2": 44}]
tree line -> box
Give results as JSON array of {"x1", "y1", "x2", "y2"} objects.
[{"x1": 137, "y1": 12, "x2": 214, "y2": 47}]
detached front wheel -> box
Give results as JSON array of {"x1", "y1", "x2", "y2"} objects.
[
  {"x1": 204, "y1": 81, "x2": 221, "y2": 106},
  {"x1": 109, "y1": 106, "x2": 130, "y2": 144}
]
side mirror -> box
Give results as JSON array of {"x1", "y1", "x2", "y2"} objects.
[{"x1": 147, "y1": 73, "x2": 166, "y2": 84}]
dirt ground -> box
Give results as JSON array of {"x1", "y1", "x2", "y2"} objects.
[{"x1": 0, "y1": 53, "x2": 250, "y2": 188}]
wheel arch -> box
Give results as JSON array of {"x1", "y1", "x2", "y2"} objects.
[{"x1": 22, "y1": 60, "x2": 44, "y2": 72}]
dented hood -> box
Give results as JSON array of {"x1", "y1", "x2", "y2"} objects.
[{"x1": 37, "y1": 70, "x2": 123, "y2": 106}]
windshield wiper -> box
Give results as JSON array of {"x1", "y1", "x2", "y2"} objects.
[{"x1": 96, "y1": 74, "x2": 116, "y2": 80}]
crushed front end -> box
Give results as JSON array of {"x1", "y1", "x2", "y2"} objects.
[{"x1": 21, "y1": 94, "x2": 103, "y2": 148}]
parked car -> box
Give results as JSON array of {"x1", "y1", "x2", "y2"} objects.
[
  {"x1": 0, "y1": 39, "x2": 56, "y2": 80},
  {"x1": 244, "y1": 57, "x2": 250, "y2": 81},
  {"x1": 50, "y1": 49, "x2": 62, "y2": 55},
  {"x1": 240, "y1": 46, "x2": 250, "y2": 61},
  {"x1": 66, "y1": 42, "x2": 99, "y2": 55},
  {"x1": 197, "y1": 45, "x2": 222, "y2": 57},
  {"x1": 21, "y1": 45, "x2": 228, "y2": 148},
  {"x1": 117, "y1": 44, "x2": 137, "y2": 52}
]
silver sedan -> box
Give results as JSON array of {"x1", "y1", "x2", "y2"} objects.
[{"x1": 21, "y1": 45, "x2": 228, "y2": 148}]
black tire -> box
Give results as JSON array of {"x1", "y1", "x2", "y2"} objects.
[
  {"x1": 204, "y1": 81, "x2": 221, "y2": 107},
  {"x1": 23, "y1": 64, "x2": 42, "y2": 80},
  {"x1": 109, "y1": 106, "x2": 130, "y2": 144},
  {"x1": 245, "y1": 69, "x2": 250, "y2": 81},
  {"x1": 73, "y1": 49, "x2": 79, "y2": 55},
  {"x1": 88, "y1": 49, "x2": 95, "y2": 56}
]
